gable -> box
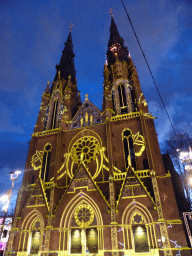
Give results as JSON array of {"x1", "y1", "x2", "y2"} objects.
[
  {"x1": 24, "y1": 179, "x2": 49, "y2": 212},
  {"x1": 70, "y1": 98, "x2": 103, "y2": 129}
]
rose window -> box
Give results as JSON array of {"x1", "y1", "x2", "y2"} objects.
[
  {"x1": 74, "y1": 204, "x2": 94, "y2": 227},
  {"x1": 71, "y1": 136, "x2": 100, "y2": 165}
]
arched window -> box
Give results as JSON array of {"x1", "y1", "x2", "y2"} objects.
[
  {"x1": 131, "y1": 213, "x2": 149, "y2": 252},
  {"x1": 122, "y1": 204, "x2": 155, "y2": 253},
  {"x1": 122, "y1": 129, "x2": 136, "y2": 169},
  {"x1": 70, "y1": 204, "x2": 98, "y2": 254},
  {"x1": 51, "y1": 100, "x2": 58, "y2": 129},
  {"x1": 30, "y1": 221, "x2": 41, "y2": 255},
  {"x1": 133, "y1": 225, "x2": 149, "y2": 252},
  {"x1": 118, "y1": 84, "x2": 127, "y2": 114},
  {"x1": 41, "y1": 144, "x2": 52, "y2": 182}
]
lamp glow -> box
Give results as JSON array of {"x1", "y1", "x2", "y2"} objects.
[{"x1": 0, "y1": 195, "x2": 9, "y2": 203}]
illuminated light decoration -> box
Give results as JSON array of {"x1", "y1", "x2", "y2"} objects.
[
  {"x1": 138, "y1": 92, "x2": 147, "y2": 106},
  {"x1": 136, "y1": 226, "x2": 145, "y2": 236},
  {"x1": 71, "y1": 136, "x2": 100, "y2": 165},
  {"x1": 170, "y1": 240, "x2": 181, "y2": 255},
  {"x1": 132, "y1": 132, "x2": 145, "y2": 156},
  {"x1": 110, "y1": 45, "x2": 117, "y2": 52},
  {"x1": 110, "y1": 43, "x2": 121, "y2": 53},
  {"x1": 112, "y1": 78, "x2": 134, "y2": 114},
  {"x1": 118, "y1": 242, "x2": 124, "y2": 249},
  {"x1": 167, "y1": 223, "x2": 172, "y2": 229},
  {"x1": 117, "y1": 227, "x2": 123, "y2": 232},
  {"x1": 79, "y1": 193, "x2": 84, "y2": 197},
  {"x1": 31, "y1": 150, "x2": 44, "y2": 170},
  {"x1": 161, "y1": 236, "x2": 165, "y2": 243},
  {"x1": 74, "y1": 204, "x2": 94, "y2": 228}
]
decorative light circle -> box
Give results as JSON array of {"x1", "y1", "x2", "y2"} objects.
[
  {"x1": 74, "y1": 204, "x2": 94, "y2": 227},
  {"x1": 71, "y1": 136, "x2": 100, "y2": 165}
]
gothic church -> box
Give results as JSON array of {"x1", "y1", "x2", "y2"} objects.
[{"x1": 6, "y1": 14, "x2": 190, "y2": 256}]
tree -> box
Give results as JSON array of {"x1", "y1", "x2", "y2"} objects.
[{"x1": 166, "y1": 132, "x2": 192, "y2": 210}]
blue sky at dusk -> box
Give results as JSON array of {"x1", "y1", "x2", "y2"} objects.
[{"x1": 0, "y1": 0, "x2": 192, "y2": 214}]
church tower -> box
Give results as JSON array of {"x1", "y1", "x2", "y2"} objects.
[{"x1": 6, "y1": 15, "x2": 190, "y2": 256}]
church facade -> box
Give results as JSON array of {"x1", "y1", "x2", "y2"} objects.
[{"x1": 6, "y1": 15, "x2": 190, "y2": 256}]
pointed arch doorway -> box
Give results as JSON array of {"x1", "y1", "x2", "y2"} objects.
[{"x1": 60, "y1": 193, "x2": 104, "y2": 255}]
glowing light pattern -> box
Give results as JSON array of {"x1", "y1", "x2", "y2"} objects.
[
  {"x1": 71, "y1": 136, "x2": 100, "y2": 165},
  {"x1": 118, "y1": 242, "x2": 124, "y2": 249},
  {"x1": 132, "y1": 132, "x2": 145, "y2": 156},
  {"x1": 110, "y1": 43, "x2": 121, "y2": 53},
  {"x1": 138, "y1": 92, "x2": 147, "y2": 106},
  {"x1": 122, "y1": 129, "x2": 145, "y2": 157},
  {"x1": 31, "y1": 150, "x2": 44, "y2": 170},
  {"x1": 170, "y1": 240, "x2": 181, "y2": 253},
  {"x1": 74, "y1": 204, "x2": 94, "y2": 228},
  {"x1": 167, "y1": 223, "x2": 172, "y2": 229},
  {"x1": 117, "y1": 227, "x2": 123, "y2": 232}
]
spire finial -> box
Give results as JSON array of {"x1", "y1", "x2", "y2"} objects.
[
  {"x1": 108, "y1": 8, "x2": 114, "y2": 17},
  {"x1": 85, "y1": 94, "x2": 88, "y2": 100},
  {"x1": 70, "y1": 23, "x2": 73, "y2": 32}
]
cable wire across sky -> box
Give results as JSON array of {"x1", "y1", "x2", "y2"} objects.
[{"x1": 120, "y1": 0, "x2": 178, "y2": 138}]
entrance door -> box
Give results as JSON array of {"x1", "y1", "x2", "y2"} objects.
[
  {"x1": 133, "y1": 225, "x2": 149, "y2": 253},
  {"x1": 30, "y1": 231, "x2": 41, "y2": 254}
]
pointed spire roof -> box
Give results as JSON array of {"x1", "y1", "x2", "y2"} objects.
[
  {"x1": 54, "y1": 30, "x2": 76, "y2": 84},
  {"x1": 108, "y1": 16, "x2": 124, "y2": 48},
  {"x1": 107, "y1": 15, "x2": 129, "y2": 67}
]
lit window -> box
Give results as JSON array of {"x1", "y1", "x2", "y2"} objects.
[{"x1": 133, "y1": 225, "x2": 149, "y2": 252}]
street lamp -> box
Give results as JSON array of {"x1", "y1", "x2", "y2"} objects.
[
  {"x1": 9, "y1": 170, "x2": 21, "y2": 187},
  {"x1": 0, "y1": 170, "x2": 21, "y2": 255},
  {"x1": 177, "y1": 147, "x2": 192, "y2": 171}
]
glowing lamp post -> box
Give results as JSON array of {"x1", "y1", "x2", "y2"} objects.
[{"x1": 9, "y1": 170, "x2": 21, "y2": 188}]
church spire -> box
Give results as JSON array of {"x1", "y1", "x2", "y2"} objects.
[
  {"x1": 54, "y1": 29, "x2": 76, "y2": 84},
  {"x1": 107, "y1": 15, "x2": 129, "y2": 67},
  {"x1": 103, "y1": 14, "x2": 149, "y2": 118}
]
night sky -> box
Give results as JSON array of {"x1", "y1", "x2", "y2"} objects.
[{"x1": 0, "y1": 0, "x2": 192, "y2": 214}]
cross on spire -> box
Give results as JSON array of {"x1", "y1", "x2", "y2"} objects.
[{"x1": 108, "y1": 8, "x2": 114, "y2": 17}]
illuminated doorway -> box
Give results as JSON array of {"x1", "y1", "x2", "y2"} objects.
[
  {"x1": 133, "y1": 225, "x2": 149, "y2": 253},
  {"x1": 71, "y1": 229, "x2": 82, "y2": 254},
  {"x1": 30, "y1": 230, "x2": 41, "y2": 254},
  {"x1": 70, "y1": 228, "x2": 98, "y2": 254}
]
